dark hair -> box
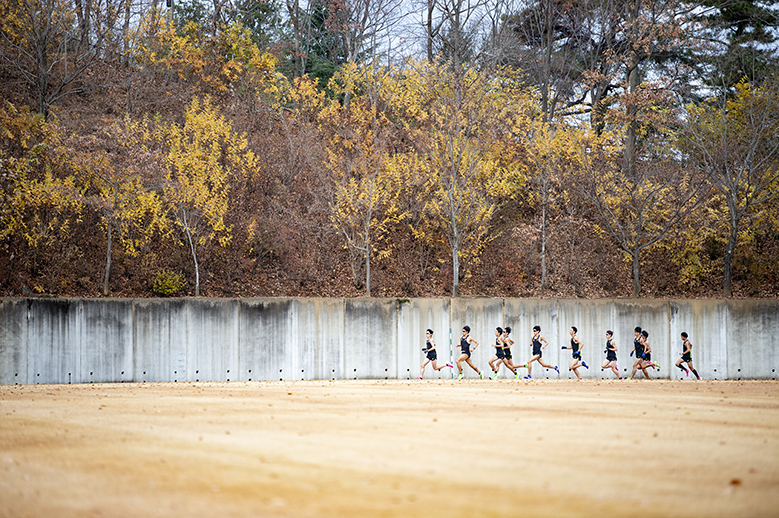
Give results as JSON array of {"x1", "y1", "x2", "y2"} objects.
[
  {"x1": 681, "y1": 332, "x2": 688, "y2": 338},
  {"x1": 635, "y1": 326, "x2": 642, "y2": 333},
  {"x1": 463, "y1": 325, "x2": 471, "y2": 333},
  {"x1": 533, "y1": 325, "x2": 541, "y2": 332},
  {"x1": 571, "y1": 326, "x2": 578, "y2": 334},
  {"x1": 505, "y1": 326, "x2": 511, "y2": 334},
  {"x1": 426, "y1": 329, "x2": 434, "y2": 335},
  {"x1": 606, "y1": 330, "x2": 613, "y2": 336},
  {"x1": 642, "y1": 330, "x2": 649, "y2": 338},
  {"x1": 496, "y1": 326, "x2": 503, "y2": 334}
]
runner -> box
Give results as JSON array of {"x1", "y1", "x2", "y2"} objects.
[
  {"x1": 501, "y1": 326, "x2": 524, "y2": 379},
  {"x1": 561, "y1": 326, "x2": 589, "y2": 380},
  {"x1": 419, "y1": 329, "x2": 453, "y2": 379},
  {"x1": 488, "y1": 327, "x2": 506, "y2": 379},
  {"x1": 456, "y1": 325, "x2": 483, "y2": 380},
  {"x1": 524, "y1": 325, "x2": 559, "y2": 379},
  {"x1": 629, "y1": 327, "x2": 650, "y2": 380},
  {"x1": 601, "y1": 330, "x2": 621, "y2": 379},
  {"x1": 640, "y1": 330, "x2": 660, "y2": 371},
  {"x1": 675, "y1": 332, "x2": 701, "y2": 380}
]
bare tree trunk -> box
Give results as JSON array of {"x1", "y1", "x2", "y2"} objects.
[
  {"x1": 540, "y1": 201, "x2": 546, "y2": 296},
  {"x1": 103, "y1": 219, "x2": 113, "y2": 296},
  {"x1": 452, "y1": 245, "x2": 460, "y2": 297},
  {"x1": 365, "y1": 244, "x2": 371, "y2": 296},
  {"x1": 632, "y1": 248, "x2": 640, "y2": 297},
  {"x1": 724, "y1": 208, "x2": 738, "y2": 298},
  {"x1": 427, "y1": 0, "x2": 435, "y2": 62},
  {"x1": 184, "y1": 224, "x2": 200, "y2": 296}
]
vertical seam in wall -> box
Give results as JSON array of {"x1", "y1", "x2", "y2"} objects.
[
  {"x1": 395, "y1": 299, "x2": 399, "y2": 381},
  {"x1": 449, "y1": 298, "x2": 453, "y2": 378},
  {"x1": 131, "y1": 299, "x2": 136, "y2": 383},
  {"x1": 667, "y1": 300, "x2": 671, "y2": 380},
  {"x1": 237, "y1": 299, "x2": 241, "y2": 382}
]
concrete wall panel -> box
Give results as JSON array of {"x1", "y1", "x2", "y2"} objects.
[
  {"x1": 0, "y1": 299, "x2": 27, "y2": 384},
  {"x1": 504, "y1": 299, "x2": 560, "y2": 379},
  {"x1": 27, "y1": 299, "x2": 80, "y2": 384},
  {"x1": 79, "y1": 300, "x2": 133, "y2": 383},
  {"x1": 133, "y1": 299, "x2": 187, "y2": 382},
  {"x1": 556, "y1": 300, "x2": 618, "y2": 380},
  {"x1": 188, "y1": 299, "x2": 239, "y2": 382},
  {"x1": 451, "y1": 298, "x2": 505, "y2": 378},
  {"x1": 398, "y1": 299, "x2": 451, "y2": 380},
  {"x1": 612, "y1": 300, "x2": 668, "y2": 379},
  {"x1": 240, "y1": 299, "x2": 294, "y2": 381},
  {"x1": 308, "y1": 299, "x2": 345, "y2": 380},
  {"x1": 669, "y1": 300, "x2": 728, "y2": 380},
  {"x1": 344, "y1": 299, "x2": 397, "y2": 379},
  {"x1": 727, "y1": 300, "x2": 779, "y2": 380}
]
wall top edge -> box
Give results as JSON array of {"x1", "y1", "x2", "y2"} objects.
[{"x1": 2, "y1": 296, "x2": 777, "y2": 304}]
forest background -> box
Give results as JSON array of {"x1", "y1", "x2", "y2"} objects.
[{"x1": 1, "y1": 0, "x2": 779, "y2": 300}]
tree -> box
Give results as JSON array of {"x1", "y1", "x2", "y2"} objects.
[
  {"x1": 0, "y1": 102, "x2": 85, "y2": 293},
  {"x1": 680, "y1": 81, "x2": 779, "y2": 297},
  {"x1": 573, "y1": 127, "x2": 707, "y2": 297},
  {"x1": 698, "y1": 0, "x2": 779, "y2": 92},
  {"x1": 134, "y1": 97, "x2": 257, "y2": 296},
  {"x1": 0, "y1": 0, "x2": 108, "y2": 118},
  {"x1": 413, "y1": 61, "x2": 530, "y2": 296},
  {"x1": 523, "y1": 121, "x2": 575, "y2": 295},
  {"x1": 321, "y1": 62, "x2": 403, "y2": 296},
  {"x1": 67, "y1": 123, "x2": 165, "y2": 296}
]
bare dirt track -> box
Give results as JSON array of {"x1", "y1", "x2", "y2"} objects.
[{"x1": 1, "y1": 379, "x2": 778, "y2": 518}]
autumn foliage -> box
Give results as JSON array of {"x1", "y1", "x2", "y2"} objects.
[{"x1": 1, "y1": 2, "x2": 778, "y2": 299}]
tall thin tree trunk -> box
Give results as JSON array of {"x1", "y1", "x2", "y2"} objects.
[
  {"x1": 724, "y1": 210, "x2": 738, "y2": 298},
  {"x1": 103, "y1": 219, "x2": 113, "y2": 296},
  {"x1": 185, "y1": 226, "x2": 200, "y2": 296},
  {"x1": 540, "y1": 201, "x2": 546, "y2": 296},
  {"x1": 452, "y1": 246, "x2": 460, "y2": 297},
  {"x1": 365, "y1": 245, "x2": 371, "y2": 297},
  {"x1": 632, "y1": 248, "x2": 640, "y2": 297}
]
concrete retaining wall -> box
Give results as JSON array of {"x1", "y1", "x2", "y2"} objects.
[{"x1": 1, "y1": 298, "x2": 777, "y2": 384}]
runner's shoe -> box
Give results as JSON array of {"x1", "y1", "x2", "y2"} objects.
[
  {"x1": 457, "y1": 373, "x2": 464, "y2": 380},
  {"x1": 582, "y1": 361, "x2": 589, "y2": 369},
  {"x1": 446, "y1": 363, "x2": 454, "y2": 368},
  {"x1": 479, "y1": 372, "x2": 484, "y2": 379},
  {"x1": 490, "y1": 371, "x2": 499, "y2": 380},
  {"x1": 524, "y1": 375, "x2": 532, "y2": 380},
  {"x1": 554, "y1": 366, "x2": 560, "y2": 374}
]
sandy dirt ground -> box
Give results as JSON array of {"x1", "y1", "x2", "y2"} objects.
[{"x1": 1, "y1": 378, "x2": 778, "y2": 518}]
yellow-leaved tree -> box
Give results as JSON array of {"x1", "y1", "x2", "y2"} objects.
[
  {"x1": 680, "y1": 81, "x2": 779, "y2": 297},
  {"x1": 135, "y1": 97, "x2": 257, "y2": 296},
  {"x1": 572, "y1": 127, "x2": 707, "y2": 297},
  {"x1": 67, "y1": 121, "x2": 166, "y2": 296},
  {"x1": 321, "y1": 62, "x2": 404, "y2": 296},
  {"x1": 409, "y1": 61, "x2": 532, "y2": 296},
  {"x1": 0, "y1": 102, "x2": 83, "y2": 293}
]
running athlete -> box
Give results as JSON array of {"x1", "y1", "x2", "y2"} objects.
[
  {"x1": 629, "y1": 327, "x2": 650, "y2": 379},
  {"x1": 501, "y1": 327, "x2": 524, "y2": 379},
  {"x1": 489, "y1": 327, "x2": 508, "y2": 379},
  {"x1": 524, "y1": 325, "x2": 559, "y2": 379},
  {"x1": 456, "y1": 326, "x2": 483, "y2": 379},
  {"x1": 561, "y1": 326, "x2": 588, "y2": 380},
  {"x1": 601, "y1": 330, "x2": 621, "y2": 379},
  {"x1": 640, "y1": 330, "x2": 660, "y2": 371},
  {"x1": 675, "y1": 332, "x2": 701, "y2": 380},
  {"x1": 419, "y1": 329, "x2": 453, "y2": 379}
]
